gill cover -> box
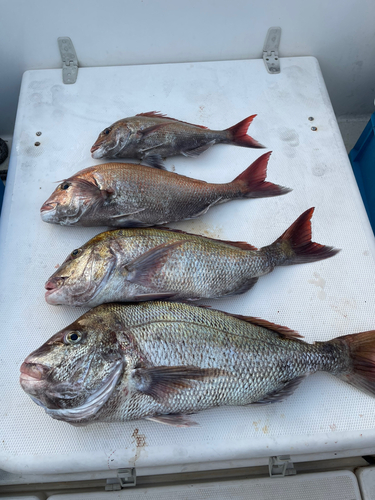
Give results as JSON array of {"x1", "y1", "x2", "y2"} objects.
[{"x1": 39, "y1": 359, "x2": 124, "y2": 423}]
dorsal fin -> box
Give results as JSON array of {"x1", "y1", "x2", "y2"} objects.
[
  {"x1": 136, "y1": 111, "x2": 208, "y2": 129},
  {"x1": 197, "y1": 305, "x2": 303, "y2": 340},
  {"x1": 161, "y1": 227, "x2": 257, "y2": 251},
  {"x1": 230, "y1": 315, "x2": 303, "y2": 340}
]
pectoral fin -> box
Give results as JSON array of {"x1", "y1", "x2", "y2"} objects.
[
  {"x1": 125, "y1": 240, "x2": 185, "y2": 287},
  {"x1": 109, "y1": 208, "x2": 146, "y2": 219},
  {"x1": 132, "y1": 365, "x2": 221, "y2": 402},
  {"x1": 145, "y1": 414, "x2": 199, "y2": 427},
  {"x1": 137, "y1": 123, "x2": 169, "y2": 137}
]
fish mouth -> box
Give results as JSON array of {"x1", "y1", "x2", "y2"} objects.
[
  {"x1": 41, "y1": 202, "x2": 57, "y2": 213},
  {"x1": 45, "y1": 277, "x2": 67, "y2": 304},
  {"x1": 20, "y1": 362, "x2": 51, "y2": 396},
  {"x1": 91, "y1": 145, "x2": 105, "y2": 159}
]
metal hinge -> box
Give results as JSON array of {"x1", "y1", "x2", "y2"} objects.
[
  {"x1": 263, "y1": 27, "x2": 281, "y2": 74},
  {"x1": 58, "y1": 37, "x2": 78, "y2": 84},
  {"x1": 269, "y1": 455, "x2": 296, "y2": 477},
  {"x1": 105, "y1": 468, "x2": 136, "y2": 490}
]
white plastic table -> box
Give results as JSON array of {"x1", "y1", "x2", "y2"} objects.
[{"x1": 1, "y1": 56, "x2": 374, "y2": 475}]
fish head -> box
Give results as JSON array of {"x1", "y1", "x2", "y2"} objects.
[
  {"x1": 45, "y1": 236, "x2": 117, "y2": 307},
  {"x1": 20, "y1": 307, "x2": 127, "y2": 423},
  {"x1": 91, "y1": 120, "x2": 132, "y2": 159},
  {"x1": 40, "y1": 175, "x2": 106, "y2": 225}
]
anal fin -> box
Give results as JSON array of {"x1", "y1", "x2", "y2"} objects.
[
  {"x1": 182, "y1": 140, "x2": 216, "y2": 158},
  {"x1": 223, "y1": 277, "x2": 259, "y2": 296},
  {"x1": 254, "y1": 375, "x2": 306, "y2": 404}
]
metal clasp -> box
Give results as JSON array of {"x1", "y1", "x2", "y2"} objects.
[
  {"x1": 263, "y1": 27, "x2": 281, "y2": 74},
  {"x1": 105, "y1": 468, "x2": 136, "y2": 490},
  {"x1": 58, "y1": 37, "x2": 78, "y2": 84},
  {"x1": 269, "y1": 455, "x2": 296, "y2": 477}
]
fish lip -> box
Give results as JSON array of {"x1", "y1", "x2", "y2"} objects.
[
  {"x1": 45, "y1": 277, "x2": 66, "y2": 292},
  {"x1": 90, "y1": 143, "x2": 100, "y2": 153},
  {"x1": 41, "y1": 202, "x2": 57, "y2": 213},
  {"x1": 20, "y1": 361, "x2": 50, "y2": 381},
  {"x1": 91, "y1": 147, "x2": 104, "y2": 159}
]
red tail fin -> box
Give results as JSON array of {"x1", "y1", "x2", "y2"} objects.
[
  {"x1": 267, "y1": 208, "x2": 340, "y2": 265},
  {"x1": 331, "y1": 330, "x2": 375, "y2": 398},
  {"x1": 232, "y1": 152, "x2": 291, "y2": 198},
  {"x1": 225, "y1": 115, "x2": 265, "y2": 149}
]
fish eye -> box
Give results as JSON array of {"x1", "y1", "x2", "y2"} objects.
[
  {"x1": 66, "y1": 331, "x2": 82, "y2": 345},
  {"x1": 60, "y1": 182, "x2": 70, "y2": 190},
  {"x1": 71, "y1": 248, "x2": 82, "y2": 258},
  {"x1": 103, "y1": 128, "x2": 111, "y2": 135}
]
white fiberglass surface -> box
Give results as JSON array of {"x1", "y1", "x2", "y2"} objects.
[{"x1": 0, "y1": 57, "x2": 374, "y2": 474}]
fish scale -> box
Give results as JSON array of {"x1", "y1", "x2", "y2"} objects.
[
  {"x1": 90, "y1": 112, "x2": 265, "y2": 168},
  {"x1": 44, "y1": 210, "x2": 339, "y2": 307},
  {"x1": 20, "y1": 301, "x2": 375, "y2": 427},
  {"x1": 40, "y1": 153, "x2": 290, "y2": 228}
]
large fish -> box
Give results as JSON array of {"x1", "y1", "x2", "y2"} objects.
[
  {"x1": 20, "y1": 301, "x2": 375, "y2": 427},
  {"x1": 40, "y1": 152, "x2": 290, "y2": 227},
  {"x1": 91, "y1": 112, "x2": 264, "y2": 168},
  {"x1": 45, "y1": 208, "x2": 339, "y2": 307}
]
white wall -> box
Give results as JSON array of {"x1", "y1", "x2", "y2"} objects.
[{"x1": 1, "y1": 0, "x2": 374, "y2": 135}]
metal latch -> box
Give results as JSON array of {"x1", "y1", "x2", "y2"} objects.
[
  {"x1": 269, "y1": 455, "x2": 296, "y2": 477},
  {"x1": 263, "y1": 27, "x2": 281, "y2": 74},
  {"x1": 58, "y1": 37, "x2": 78, "y2": 84},
  {"x1": 105, "y1": 468, "x2": 136, "y2": 490}
]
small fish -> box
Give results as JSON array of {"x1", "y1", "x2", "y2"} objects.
[
  {"x1": 45, "y1": 208, "x2": 339, "y2": 307},
  {"x1": 20, "y1": 301, "x2": 375, "y2": 427},
  {"x1": 40, "y1": 152, "x2": 290, "y2": 227},
  {"x1": 91, "y1": 112, "x2": 265, "y2": 168}
]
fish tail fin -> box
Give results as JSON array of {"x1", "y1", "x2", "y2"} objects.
[
  {"x1": 232, "y1": 152, "x2": 291, "y2": 199},
  {"x1": 262, "y1": 207, "x2": 340, "y2": 266},
  {"x1": 225, "y1": 115, "x2": 265, "y2": 148},
  {"x1": 328, "y1": 330, "x2": 375, "y2": 398}
]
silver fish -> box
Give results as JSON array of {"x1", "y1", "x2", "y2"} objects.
[
  {"x1": 20, "y1": 301, "x2": 375, "y2": 427},
  {"x1": 91, "y1": 112, "x2": 265, "y2": 168},
  {"x1": 45, "y1": 208, "x2": 339, "y2": 307},
  {"x1": 40, "y1": 152, "x2": 290, "y2": 227}
]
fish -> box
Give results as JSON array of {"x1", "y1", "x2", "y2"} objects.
[
  {"x1": 90, "y1": 112, "x2": 265, "y2": 168},
  {"x1": 44, "y1": 208, "x2": 339, "y2": 307},
  {"x1": 20, "y1": 301, "x2": 375, "y2": 427},
  {"x1": 40, "y1": 152, "x2": 290, "y2": 227}
]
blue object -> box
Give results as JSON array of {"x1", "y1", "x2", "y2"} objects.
[
  {"x1": 349, "y1": 113, "x2": 375, "y2": 234},
  {"x1": 0, "y1": 180, "x2": 4, "y2": 214}
]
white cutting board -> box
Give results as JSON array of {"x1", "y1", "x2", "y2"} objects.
[{"x1": 0, "y1": 57, "x2": 374, "y2": 474}]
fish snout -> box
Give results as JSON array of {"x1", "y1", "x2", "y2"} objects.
[
  {"x1": 90, "y1": 143, "x2": 100, "y2": 153},
  {"x1": 20, "y1": 361, "x2": 50, "y2": 381},
  {"x1": 45, "y1": 277, "x2": 65, "y2": 290},
  {"x1": 40, "y1": 202, "x2": 57, "y2": 213},
  {"x1": 45, "y1": 277, "x2": 67, "y2": 303}
]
